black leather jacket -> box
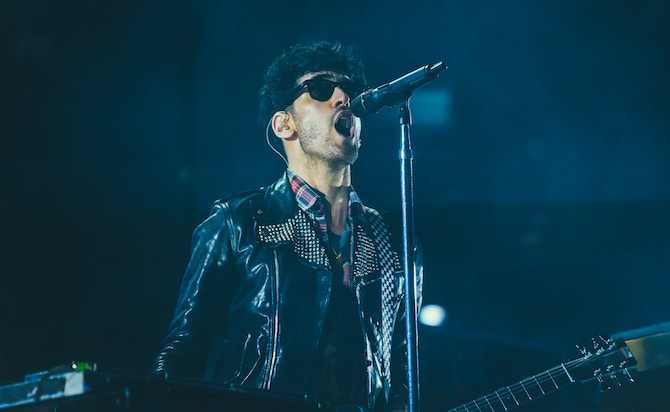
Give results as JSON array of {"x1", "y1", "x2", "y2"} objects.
[{"x1": 153, "y1": 174, "x2": 423, "y2": 410}]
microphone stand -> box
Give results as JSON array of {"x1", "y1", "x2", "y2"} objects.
[
  {"x1": 353, "y1": 61, "x2": 445, "y2": 412},
  {"x1": 398, "y1": 100, "x2": 420, "y2": 412}
]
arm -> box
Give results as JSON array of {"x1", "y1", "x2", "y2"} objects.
[{"x1": 152, "y1": 203, "x2": 233, "y2": 379}]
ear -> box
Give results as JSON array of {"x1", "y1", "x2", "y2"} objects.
[{"x1": 271, "y1": 111, "x2": 294, "y2": 139}]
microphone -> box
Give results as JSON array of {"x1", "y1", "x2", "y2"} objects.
[{"x1": 351, "y1": 62, "x2": 447, "y2": 118}]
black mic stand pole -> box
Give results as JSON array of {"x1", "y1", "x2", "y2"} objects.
[{"x1": 398, "y1": 99, "x2": 420, "y2": 412}]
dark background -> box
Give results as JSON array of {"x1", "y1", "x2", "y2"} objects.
[{"x1": 1, "y1": 1, "x2": 669, "y2": 411}]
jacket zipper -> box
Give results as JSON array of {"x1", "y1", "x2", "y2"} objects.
[{"x1": 263, "y1": 249, "x2": 280, "y2": 389}]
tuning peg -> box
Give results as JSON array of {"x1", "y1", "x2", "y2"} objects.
[
  {"x1": 596, "y1": 373, "x2": 617, "y2": 392},
  {"x1": 591, "y1": 337, "x2": 599, "y2": 350},
  {"x1": 576, "y1": 344, "x2": 589, "y2": 356},
  {"x1": 595, "y1": 371, "x2": 611, "y2": 392},
  {"x1": 594, "y1": 336, "x2": 617, "y2": 354},
  {"x1": 621, "y1": 366, "x2": 635, "y2": 383},
  {"x1": 606, "y1": 365, "x2": 623, "y2": 387}
]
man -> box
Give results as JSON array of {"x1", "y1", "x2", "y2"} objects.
[{"x1": 153, "y1": 40, "x2": 423, "y2": 412}]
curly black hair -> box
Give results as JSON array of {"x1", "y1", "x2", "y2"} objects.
[{"x1": 258, "y1": 40, "x2": 368, "y2": 152}]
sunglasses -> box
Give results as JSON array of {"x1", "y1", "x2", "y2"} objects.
[{"x1": 281, "y1": 78, "x2": 366, "y2": 108}]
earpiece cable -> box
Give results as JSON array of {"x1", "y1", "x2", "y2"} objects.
[{"x1": 266, "y1": 117, "x2": 289, "y2": 166}]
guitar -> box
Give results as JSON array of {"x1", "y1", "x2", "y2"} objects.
[{"x1": 445, "y1": 336, "x2": 637, "y2": 412}]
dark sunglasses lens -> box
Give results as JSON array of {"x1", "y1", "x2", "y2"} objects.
[
  {"x1": 340, "y1": 81, "x2": 361, "y2": 98},
  {"x1": 307, "y1": 80, "x2": 336, "y2": 101}
]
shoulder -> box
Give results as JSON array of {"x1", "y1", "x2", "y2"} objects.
[
  {"x1": 362, "y1": 206, "x2": 401, "y2": 237},
  {"x1": 187, "y1": 187, "x2": 269, "y2": 251},
  {"x1": 361, "y1": 206, "x2": 420, "y2": 256},
  {"x1": 206, "y1": 174, "x2": 295, "y2": 226},
  {"x1": 210, "y1": 187, "x2": 266, "y2": 216}
]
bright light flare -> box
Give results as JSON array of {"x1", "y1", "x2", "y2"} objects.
[{"x1": 419, "y1": 304, "x2": 447, "y2": 327}]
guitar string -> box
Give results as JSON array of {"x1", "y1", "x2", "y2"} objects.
[
  {"x1": 460, "y1": 353, "x2": 631, "y2": 412},
  {"x1": 453, "y1": 357, "x2": 590, "y2": 412},
  {"x1": 450, "y1": 347, "x2": 632, "y2": 412}
]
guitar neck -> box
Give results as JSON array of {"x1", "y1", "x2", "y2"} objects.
[{"x1": 446, "y1": 362, "x2": 576, "y2": 412}]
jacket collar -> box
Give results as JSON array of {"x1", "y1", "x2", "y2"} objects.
[
  {"x1": 253, "y1": 171, "x2": 368, "y2": 226},
  {"x1": 251, "y1": 173, "x2": 296, "y2": 226}
]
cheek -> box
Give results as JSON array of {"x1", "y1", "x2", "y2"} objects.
[{"x1": 296, "y1": 107, "x2": 322, "y2": 129}]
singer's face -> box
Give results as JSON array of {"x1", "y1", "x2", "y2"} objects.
[{"x1": 289, "y1": 71, "x2": 362, "y2": 168}]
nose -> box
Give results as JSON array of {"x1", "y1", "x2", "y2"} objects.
[{"x1": 332, "y1": 86, "x2": 350, "y2": 107}]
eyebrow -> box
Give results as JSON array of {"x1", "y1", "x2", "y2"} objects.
[{"x1": 305, "y1": 72, "x2": 348, "y2": 82}]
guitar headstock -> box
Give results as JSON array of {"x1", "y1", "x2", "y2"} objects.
[{"x1": 572, "y1": 335, "x2": 638, "y2": 392}]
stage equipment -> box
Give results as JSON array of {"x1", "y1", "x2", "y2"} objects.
[{"x1": 0, "y1": 363, "x2": 323, "y2": 412}]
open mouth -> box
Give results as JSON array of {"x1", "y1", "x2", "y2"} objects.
[{"x1": 334, "y1": 111, "x2": 354, "y2": 139}]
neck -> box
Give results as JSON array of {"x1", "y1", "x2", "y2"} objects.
[{"x1": 289, "y1": 162, "x2": 351, "y2": 236}]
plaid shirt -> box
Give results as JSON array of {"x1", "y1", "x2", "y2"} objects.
[{"x1": 286, "y1": 169, "x2": 362, "y2": 286}]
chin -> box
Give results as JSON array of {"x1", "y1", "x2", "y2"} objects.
[{"x1": 343, "y1": 148, "x2": 359, "y2": 165}]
